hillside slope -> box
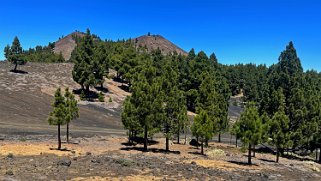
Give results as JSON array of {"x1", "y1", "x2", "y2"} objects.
[
  {"x1": 53, "y1": 32, "x2": 85, "y2": 61},
  {"x1": 134, "y1": 34, "x2": 188, "y2": 56}
]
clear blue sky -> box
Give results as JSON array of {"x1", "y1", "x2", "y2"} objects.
[{"x1": 1, "y1": 0, "x2": 320, "y2": 71}]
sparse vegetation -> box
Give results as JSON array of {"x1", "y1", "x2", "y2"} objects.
[
  {"x1": 98, "y1": 92, "x2": 105, "y2": 102},
  {"x1": 48, "y1": 87, "x2": 79, "y2": 149},
  {"x1": 7, "y1": 153, "x2": 14, "y2": 159}
]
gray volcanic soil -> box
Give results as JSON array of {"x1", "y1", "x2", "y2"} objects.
[{"x1": 0, "y1": 62, "x2": 124, "y2": 138}]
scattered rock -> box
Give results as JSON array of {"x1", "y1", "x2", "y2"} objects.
[
  {"x1": 91, "y1": 159, "x2": 101, "y2": 164},
  {"x1": 72, "y1": 140, "x2": 80, "y2": 144},
  {"x1": 57, "y1": 159, "x2": 71, "y2": 167},
  {"x1": 86, "y1": 152, "x2": 92, "y2": 156},
  {"x1": 312, "y1": 166, "x2": 320, "y2": 172},
  {"x1": 191, "y1": 161, "x2": 196, "y2": 165}
]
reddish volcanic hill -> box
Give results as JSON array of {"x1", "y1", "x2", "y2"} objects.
[
  {"x1": 133, "y1": 34, "x2": 188, "y2": 56},
  {"x1": 53, "y1": 32, "x2": 85, "y2": 61}
]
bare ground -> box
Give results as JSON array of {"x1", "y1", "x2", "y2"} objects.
[
  {"x1": 0, "y1": 62, "x2": 125, "y2": 137},
  {"x1": 0, "y1": 136, "x2": 320, "y2": 180}
]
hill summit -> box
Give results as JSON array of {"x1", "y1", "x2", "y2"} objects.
[
  {"x1": 53, "y1": 32, "x2": 188, "y2": 60},
  {"x1": 53, "y1": 31, "x2": 85, "y2": 61},
  {"x1": 133, "y1": 34, "x2": 188, "y2": 56}
]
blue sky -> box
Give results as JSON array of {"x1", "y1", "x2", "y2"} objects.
[{"x1": 1, "y1": 0, "x2": 320, "y2": 71}]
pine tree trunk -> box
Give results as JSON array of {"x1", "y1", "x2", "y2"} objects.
[
  {"x1": 184, "y1": 129, "x2": 187, "y2": 145},
  {"x1": 253, "y1": 145, "x2": 256, "y2": 157},
  {"x1": 218, "y1": 133, "x2": 221, "y2": 143},
  {"x1": 319, "y1": 147, "x2": 321, "y2": 163},
  {"x1": 196, "y1": 137, "x2": 199, "y2": 149},
  {"x1": 67, "y1": 122, "x2": 69, "y2": 143},
  {"x1": 86, "y1": 85, "x2": 90, "y2": 94},
  {"x1": 315, "y1": 148, "x2": 318, "y2": 162},
  {"x1": 128, "y1": 130, "x2": 131, "y2": 143},
  {"x1": 58, "y1": 124, "x2": 61, "y2": 150},
  {"x1": 101, "y1": 82, "x2": 103, "y2": 89},
  {"x1": 276, "y1": 148, "x2": 280, "y2": 163},
  {"x1": 201, "y1": 140, "x2": 204, "y2": 155},
  {"x1": 235, "y1": 137, "x2": 238, "y2": 148},
  {"x1": 144, "y1": 125, "x2": 148, "y2": 151},
  {"x1": 177, "y1": 132, "x2": 180, "y2": 144},
  {"x1": 248, "y1": 144, "x2": 252, "y2": 165},
  {"x1": 166, "y1": 136, "x2": 169, "y2": 152},
  {"x1": 131, "y1": 130, "x2": 133, "y2": 143},
  {"x1": 14, "y1": 63, "x2": 18, "y2": 71}
]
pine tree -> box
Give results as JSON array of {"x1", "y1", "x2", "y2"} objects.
[
  {"x1": 124, "y1": 63, "x2": 163, "y2": 151},
  {"x1": 4, "y1": 45, "x2": 10, "y2": 60},
  {"x1": 236, "y1": 102, "x2": 263, "y2": 164},
  {"x1": 6, "y1": 36, "x2": 26, "y2": 71},
  {"x1": 47, "y1": 88, "x2": 67, "y2": 150},
  {"x1": 122, "y1": 97, "x2": 141, "y2": 143},
  {"x1": 64, "y1": 88, "x2": 79, "y2": 143},
  {"x1": 71, "y1": 29, "x2": 104, "y2": 94},
  {"x1": 191, "y1": 110, "x2": 213, "y2": 155}
]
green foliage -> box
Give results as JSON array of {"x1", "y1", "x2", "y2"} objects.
[
  {"x1": 23, "y1": 43, "x2": 65, "y2": 63},
  {"x1": 191, "y1": 110, "x2": 214, "y2": 154},
  {"x1": 48, "y1": 88, "x2": 67, "y2": 126},
  {"x1": 80, "y1": 90, "x2": 86, "y2": 101},
  {"x1": 64, "y1": 88, "x2": 79, "y2": 124},
  {"x1": 269, "y1": 108, "x2": 292, "y2": 162},
  {"x1": 71, "y1": 29, "x2": 108, "y2": 93},
  {"x1": 237, "y1": 102, "x2": 263, "y2": 146},
  {"x1": 48, "y1": 87, "x2": 79, "y2": 147},
  {"x1": 236, "y1": 102, "x2": 263, "y2": 164},
  {"x1": 5, "y1": 36, "x2": 26, "y2": 71},
  {"x1": 192, "y1": 110, "x2": 214, "y2": 142},
  {"x1": 98, "y1": 92, "x2": 105, "y2": 102}
]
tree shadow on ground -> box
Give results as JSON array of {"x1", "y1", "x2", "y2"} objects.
[
  {"x1": 121, "y1": 137, "x2": 159, "y2": 146},
  {"x1": 94, "y1": 86, "x2": 109, "y2": 93},
  {"x1": 255, "y1": 145, "x2": 275, "y2": 154},
  {"x1": 72, "y1": 89, "x2": 99, "y2": 102},
  {"x1": 228, "y1": 160, "x2": 259, "y2": 166},
  {"x1": 112, "y1": 77, "x2": 125, "y2": 83},
  {"x1": 188, "y1": 151, "x2": 204, "y2": 156},
  {"x1": 49, "y1": 147, "x2": 72, "y2": 152},
  {"x1": 10, "y1": 69, "x2": 28, "y2": 74},
  {"x1": 120, "y1": 146, "x2": 180, "y2": 154},
  {"x1": 282, "y1": 154, "x2": 313, "y2": 162},
  {"x1": 259, "y1": 158, "x2": 276, "y2": 163},
  {"x1": 118, "y1": 85, "x2": 130, "y2": 93}
]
